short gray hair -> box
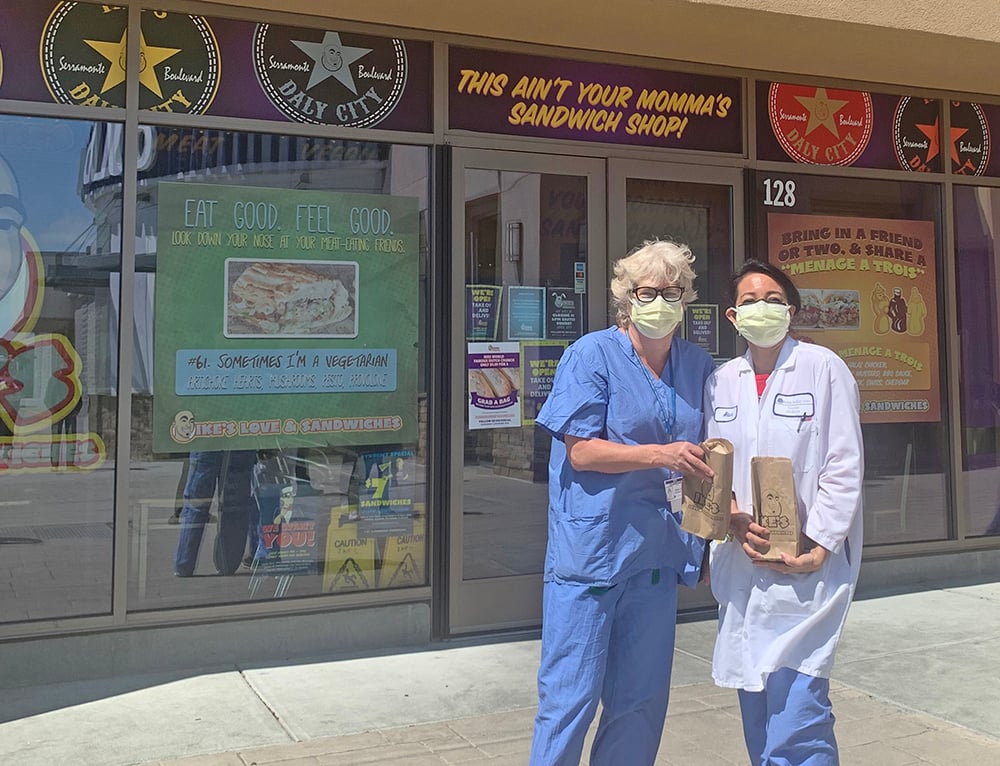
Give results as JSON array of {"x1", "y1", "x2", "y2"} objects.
[{"x1": 610, "y1": 239, "x2": 699, "y2": 326}]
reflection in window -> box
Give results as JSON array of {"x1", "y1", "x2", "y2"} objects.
[
  {"x1": 0, "y1": 116, "x2": 120, "y2": 623},
  {"x1": 462, "y1": 169, "x2": 588, "y2": 580},
  {"x1": 625, "y1": 178, "x2": 736, "y2": 359},
  {"x1": 955, "y1": 186, "x2": 1000, "y2": 537},
  {"x1": 127, "y1": 127, "x2": 430, "y2": 610}
]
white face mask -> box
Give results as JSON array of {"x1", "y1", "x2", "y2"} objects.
[
  {"x1": 733, "y1": 301, "x2": 791, "y2": 348},
  {"x1": 630, "y1": 297, "x2": 684, "y2": 339}
]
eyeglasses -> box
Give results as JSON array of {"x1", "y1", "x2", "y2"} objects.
[{"x1": 632, "y1": 286, "x2": 684, "y2": 303}]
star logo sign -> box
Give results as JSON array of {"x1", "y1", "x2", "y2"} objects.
[
  {"x1": 915, "y1": 117, "x2": 941, "y2": 162},
  {"x1": 768, "y1": 83, "x2": 872, "y2": 166},
  {"x1": 253, "y1": 25, "x2": 409, "y2": 127},
  {"x1": 949, "y1": 125, "x2": 970, "y2": 166},
  {"x1": 85, "y1": 29, "x2": 181, "y2": 98},
  {"x1": 42, "y1": 6, "x2": 219, "y2": 113},
  {"x1": 292, "y1": 31, "x2": 371, "y2": 94},
  {"x1": 794, "y1": 88, "x2": 849, "y2": 138},
  {"x1": 892, "y1": 97, "x2": 944, "y2": 172}
]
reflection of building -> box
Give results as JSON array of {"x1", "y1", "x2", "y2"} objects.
[{"x1": 0, "y1": 0, "x2": 999, "y2": 690}]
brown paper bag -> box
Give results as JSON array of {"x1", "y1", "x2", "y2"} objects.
[
  {"x1": 681, "y1": 438, "x2": 734, "y2": 540},
  {"x1": 751, "y1": 456, "x2": 800, "y2": 561}
]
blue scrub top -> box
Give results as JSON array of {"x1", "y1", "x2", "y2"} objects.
[{"x1": 536, "y1": 326, "x2": 714, "y2": 587}]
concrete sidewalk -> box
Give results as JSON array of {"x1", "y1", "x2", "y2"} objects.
[{"x1": 5, "y1": 582, "x2": 1000, "y2": 765}]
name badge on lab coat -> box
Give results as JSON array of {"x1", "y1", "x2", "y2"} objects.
[
  {"x1": 714, "y1": 405, "x2": 737, "y2": 423},
  {"x1": 773, "y1": 393, "x2": 815, "y2": 418},
  {"x1": 665, "y1": 477, "x2": 683, "y2": 514}
]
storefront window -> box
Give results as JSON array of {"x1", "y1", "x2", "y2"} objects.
[
  {"x1": 0, "y1": 115, "x2": 120, "y2": 622},
  {"x1": 127, "y1": 126, "x2": 430, "y2": 610},
  {"x1": 462, "y1": 168, "x2": 587, "y2": 579},
  {"x1": 752, "y1": 171, "x2": 948, "y2": 544},
  {"x1": 955, "y1": 185, "x2": 1000, "y2": 537}
]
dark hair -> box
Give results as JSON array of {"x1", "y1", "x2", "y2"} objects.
[{"x1": 729, "y1": 260, "x2": 801, "y2": 310}]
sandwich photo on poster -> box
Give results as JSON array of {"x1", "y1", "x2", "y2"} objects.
[{"x1": 224, "y1": 259, "x2": 358, "y2": 338}]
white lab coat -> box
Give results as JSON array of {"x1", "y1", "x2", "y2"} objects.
[{"x1": 704, "y1": 337, "x2": 863, "y2": 691}]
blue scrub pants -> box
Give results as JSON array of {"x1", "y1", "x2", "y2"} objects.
[
  {"x1": 737, "y1": 667, "x2": 838, "y2": 766},
  {"x1": 529, "y1": 568, "x2": 678, "y2": 766}
]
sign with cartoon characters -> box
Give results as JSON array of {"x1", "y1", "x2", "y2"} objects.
[
  {"x1": 152, "y1": 181, "x2": 419, "y2": 452},
  {"x1": 766, "y1": 212, "x2": 940, "y2": 424}
]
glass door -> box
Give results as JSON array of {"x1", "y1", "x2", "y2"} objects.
[
  {"x1": 448, "y1": 149, "x2": 605, "y2": 634},
  {"x1": 608, "y1": 159, "x2": 743, "y2": 610}
]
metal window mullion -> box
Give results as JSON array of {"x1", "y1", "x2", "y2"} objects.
[
  {"x1": 112, "y1": 4, "x2": 143, "y2": 624},
  {"x1": 941, "y1": 103, "x2": 967, "y2": 543}
]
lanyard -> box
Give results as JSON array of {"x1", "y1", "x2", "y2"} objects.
[{"x1": 636, "y1": 346, "x2": 677, "y2": 441}]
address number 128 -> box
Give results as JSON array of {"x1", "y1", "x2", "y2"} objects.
[{"x1": 762, "y1": 178, "x2": 796, "y2": 207}]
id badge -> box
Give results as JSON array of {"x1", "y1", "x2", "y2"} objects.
[{"x1": 664, "y1": 477, "x2": 683, "y2": 515}]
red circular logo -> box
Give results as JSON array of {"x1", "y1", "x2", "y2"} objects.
[{"x1": 768, "y1": 83, "x2": 873, "y2": 166}]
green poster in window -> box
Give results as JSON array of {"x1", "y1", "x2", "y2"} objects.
[{"x1": 152, "y1": 181, "x2": 419, "y2": 452}]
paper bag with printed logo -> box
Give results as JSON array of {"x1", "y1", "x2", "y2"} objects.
[
  {"x1": 681, "y1": 438, "x2": 734, "y2": 540},
  {"x1": 751, "y1": 456, "x2": 800, "y2": 561}
]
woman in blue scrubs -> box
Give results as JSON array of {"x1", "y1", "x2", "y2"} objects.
[{"x1": 529, "y1": 240, "x2": 716, "y2": 766}]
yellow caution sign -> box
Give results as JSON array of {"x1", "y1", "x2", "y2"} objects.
[
  {"x1": 322, "y1": 505, "x2": 376, "y2": 592},
  {"x1": 329, "y1": 557, "x2": 372, "y2": 591},
  {"x1": 378, "y1": 507, "x2": 425, "y2": 589}
]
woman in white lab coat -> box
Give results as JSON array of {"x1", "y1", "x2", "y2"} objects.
[{"x1": 704, "y1": 260, "x2": 863, "y2": 766}]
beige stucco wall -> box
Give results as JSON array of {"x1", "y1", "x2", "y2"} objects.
[
  {"x1": 209, "y1": 0, "x2": 1000, "y2": 97},
  {"x1": 693, "y1": 0, "x2": 1000, "y2": 43}
]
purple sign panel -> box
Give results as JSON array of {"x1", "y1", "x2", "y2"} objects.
[
  {"x1": 240, "y1": 23, "x2": 430, "y2": 130},
  {"x1": 756, "y1": 82, "x2": 960, "y2": 173},
  {"x1": 450, "y1": 47, "x2": 742, "y2": 153},
  {"x1": 757, "y1": 81, "x2": 946, "y2": 173},
  {"x1": 1, "y1": 3, "x2": 221, "y2": 114},
  {"x1": 0, "y1": 1, "x2": 134, "y2": 107},
  {"x1": 0, "y1": 2, "x2": 432, "y2": 131},
  {"x1": 200, "y1": 17, "x2": 431, "y2": 131}
]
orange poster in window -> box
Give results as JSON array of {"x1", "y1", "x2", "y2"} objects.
[{"x1": 767, "y1": 212, "x2": 939, "y2": 424}]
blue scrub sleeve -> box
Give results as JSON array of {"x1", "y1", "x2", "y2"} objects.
[
  {"x1": 674, "y1": 533, "x2": 707, "y2": 588},
  {"x1": 535, "y1": 343, "x2": 609, "y2": 441}
]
